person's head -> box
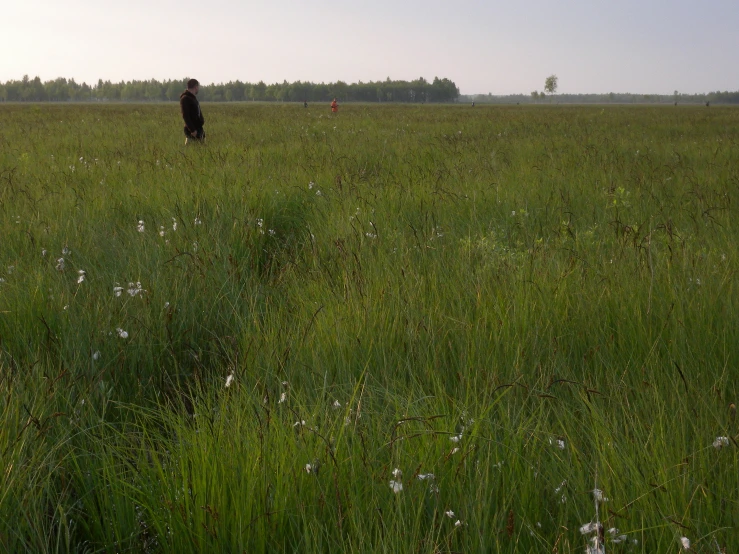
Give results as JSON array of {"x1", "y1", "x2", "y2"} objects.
[{"x1": 187, "y1": 78, "x2": 200, "y2": 95}]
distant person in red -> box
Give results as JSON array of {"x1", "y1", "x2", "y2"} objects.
[
  {"x1": 331, "y1": 98, "x2": 338, "y2": 113},
  {"x1": 180, "y1": 78, "x2": 205, "y2": 144}
]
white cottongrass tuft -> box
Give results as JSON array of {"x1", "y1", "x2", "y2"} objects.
[
  {"x1": 391, "y1": 468, "x2": 402, "y2": 479},
  {"x1": 293, "y1": 420, "x2": 305, "y2": 427},
  {"x1": 450, "y1": 447, "x2": 460, "y2": 455},
  {"x1": 305, "y1": 463, "x2": 313, "y2": 474},
  {"x1": 712, "y1": 436, "x2": 729, "y2": 449},
  {"x1": 332, "y1": 400, "x2": 341, "y2": 409},
  {"x1": 549, "y1": 437, "x2": 566, "y2": 450},
  {"x1": 454, "y1": 520, "x2": 463, "y2": 528},
  {"x1": 172, "y1": 218, "x2": 178, "y2": 231},
  {"x1": 194, "y1": 217, "x2": 202, "y2": 225},
  {"x1": 417, "y1": 473, "x2": 435, "y2": 481},
  {"x1": 116, "y1": 328, "x2": 128, "y2": 339},
  {"x1": 77, "y1": 270, "x2": 86, "y2": 284},
  {"x1": 92, "y1": 350, "x2": 100, "y2": 361},
  {"x1": 586, "y1": 538, "x2": 605, "y2": 554},
  {"x1": 113, "y1": 285, "x2": 123, "y2": 297},
  {"x1": 127, "y1": 282, "x2": 146, "y2": 296},
  {"x1": 225, "y1": 374, "x2": 234, "y2": 388},
  {"x1": 56, "y1": 258, "x2": 65, "y2": 271},
  {"x1": 445, "y1": 510, "x2": 455, "y2": 518},
  {"x1": 680, "y1": 536, "x2": 690, "y2": 550},
  {"x1": 592, "y1": 489, "x2": 609, "y2": 503},
  {"x1": 137, "y1": 220, "x2": 145, "y2": 233},
  {"x1": 580, "y1": 522, "x2": 600, "y2": 535},
  {"x1": 450, "y1": 433, "x2": 462, "y2": 443},
  {"x1": 278, "y1": 392, "x2": 287, "y2": 403},
  {"x1": 389, "y1": 480, "x2": 403, "y2": 494}
]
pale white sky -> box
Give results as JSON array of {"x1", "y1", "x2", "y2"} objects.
[{"x1": 4, "y1": 0, "x2": 738, "y2": 95}]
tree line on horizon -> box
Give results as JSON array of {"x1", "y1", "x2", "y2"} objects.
[
  {"x1": 3, "y1": 75, "x2": 738, "y2": 105},
  {"x1": 0, "y1": 75, "x2": 460, "y2": 103},
  {"x1": 463, "y1": 89, "x2": 739, "y2": 105}
]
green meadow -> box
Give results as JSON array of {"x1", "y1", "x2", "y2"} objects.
[{"x1": 0, "y1": 102, "x2": 737, "y2": 553}]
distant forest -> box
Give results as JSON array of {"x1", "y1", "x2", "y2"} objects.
[
  {"x1": 2, "y1": 75, "x2": 738, "y2": 104},
  {"x1": 462, "y1": 90, "x2": 739, "y2": 105},
  {"x1": 0, "y1": 76, "x2": 460, "y2": 103}
]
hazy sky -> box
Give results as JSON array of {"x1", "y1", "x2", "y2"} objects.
[{"x1": 4, "y1": 0, "x2": 738, "y2": 94}]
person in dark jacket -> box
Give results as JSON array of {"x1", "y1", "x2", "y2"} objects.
[{"x1": 180, "y1": 78, "x2": 205, "y2": 143}]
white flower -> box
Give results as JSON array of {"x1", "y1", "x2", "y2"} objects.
[
  {"x1": 116, "y1": 328, "x2": 128, "y2": 339},
  {"x1": 332, "y1": 400, "x2": 341, "y2": 409},
  {"x1": 445, "y1": 510, "x2": 455, "y2": 518},
  {"x1": 113, "y1": 286, "x2": 123, "y2": 297},
  {"x1": 680, "y1": 537, "x2": 690, "y2": 550},
  {"x1": 92, "y1": 350, "x2": 101, "y2": 361},
  {"x1": 256, "y1": 218, "x2": 264, "y2": 228},
  {"x1": 308, "y1": 181, "x2": 314, "y2": 189},
  {"x1": 159, "y1": 226, "x2": 166, "y2": 237},
  {"x1": 56, "y1": 258, "x2": 65, "y2": 271},
  {"x1": 454, "y1": 520, "x2": 462, "y2": 528},
  {"x1": 450, "y1": 434, "x2": 462, "y2": 443},
  {"x1": 42, "y1": 249, "x2": 48, "y2": 257},
  {"x1": 305, "y1": 463, "x2": 313, "y2": 473},
  {"x1": 225, "y1": 374, "x2": 234, "y2": 388},
  {"x1": 315, "y1": 190, "x2": 322, "y2": 196},
  {"x1": 713, "y1": 436, "x2": 729, "y2": 449},
  {"x1": 417, "y1": 473, "x2": 435, "y2": 481},
  {"x1": 62, "y1": 246, "x2": 70, "y2": 255},
  {"x1": 391, "y1": 468, "x2": 402, "y2": 479},
  {"x1": 592, "y1": 488, "x2": 609, "y2": 503},
  {"x1": 450, "y1": 447, "x2": 460, "y2": 455},
  {"x1": 389, "y1": 480, "x2": 403, "y2": 494},
  {"x1": 137, "y1": 220, "x2": 145, "y2": 233},
  {"x1": 194, "y1": 217, "x2": 202, "y2": 225},
  {"x1": 172, "y1": 218, "x2": 178, "y2": 231},
  {"x1": 77, "y1": 274, "x2": 85, "y2": 284},
  {"x1": 164, "y1": 302, "x2": 170, "y2": 309},
  {"x1": 293, "y1": 420, "x2": 305, "y2": 427},
  {"x1": 278, "y1": 392, "x2": 287, "y2": 403}
]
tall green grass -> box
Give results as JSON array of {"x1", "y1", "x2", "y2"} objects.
[{"x1": 1, "y1": 103, "x2": 737, "y2": 552}]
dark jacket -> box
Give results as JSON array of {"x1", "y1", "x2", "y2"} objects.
[{"x1": 180, "y1": 90, "x2": 204, "y2": 134}]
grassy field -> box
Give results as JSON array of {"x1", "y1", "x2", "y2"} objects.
[{"x1": 0, "y1": 102, "x2": 737, "y2": 553}]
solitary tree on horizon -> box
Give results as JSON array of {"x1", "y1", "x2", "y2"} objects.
[{"x1": 544, "y1": 75, "x2": 558, "y2": 101}]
